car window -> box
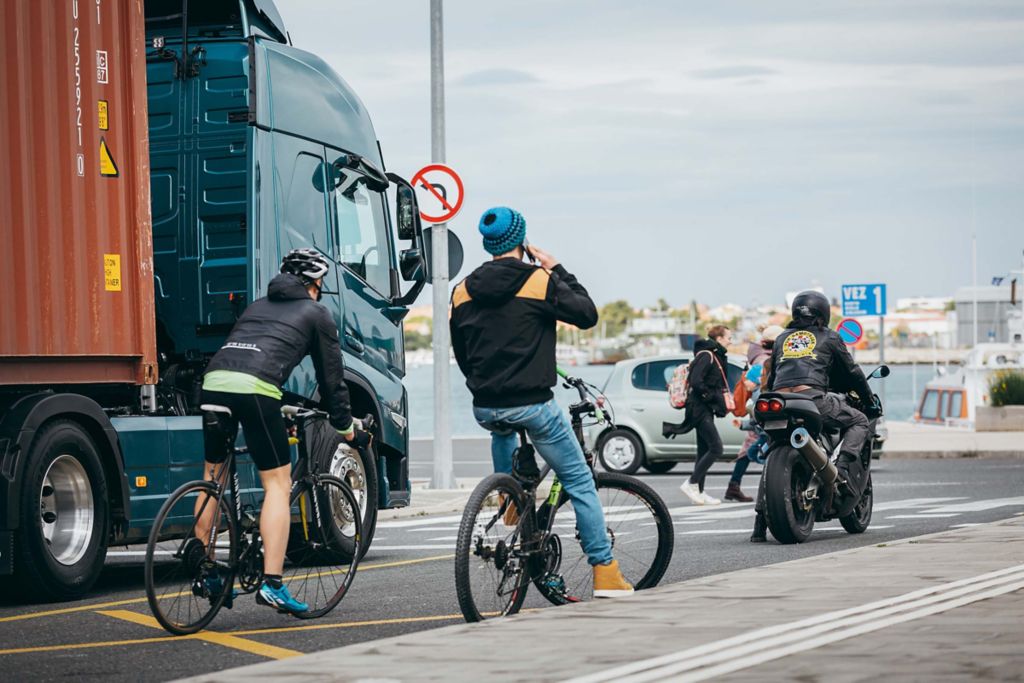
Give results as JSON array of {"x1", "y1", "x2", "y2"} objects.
[
  {"x1": 631, "y1": 360, "x2": 685, "y2": 391},
  {"x1": 725, "y1": 363, "x2": 744, "y2": 391}
]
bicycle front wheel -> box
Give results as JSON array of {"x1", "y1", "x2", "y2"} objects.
[
  {"x1": 454, "y1": 473, "x2": 534, "y2": 622},
  {"x1": 145, "y1": 480, "x2": 238, "y2": 635},
  {"x1": 283, "y1": 474, "x2": 362, "y2": 619},
  {"x1": 535, "y1": 471, "x2": 674, "y2": 605}
]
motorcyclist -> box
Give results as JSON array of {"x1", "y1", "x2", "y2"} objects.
[{"x1": 751, "y1": 290, "x2": 880, "y2": 542}]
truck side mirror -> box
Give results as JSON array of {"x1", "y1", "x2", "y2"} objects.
[
  {"x1": 399, "y1": 247, "x2": 426, "y2": 282},
  {"x1": 387, "y1": 173, "x2": 422, "y2": 241}
]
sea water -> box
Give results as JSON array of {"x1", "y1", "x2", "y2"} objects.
[{"x1": 402, "y1": 363, "x2": 924, "y2": 438}]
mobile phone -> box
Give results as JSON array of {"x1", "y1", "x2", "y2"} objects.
[{"x1": 523, "y1": 238, "x2": 537, "y2": 264}]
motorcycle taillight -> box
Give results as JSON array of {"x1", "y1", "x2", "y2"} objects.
[
  {"x1": 755, "y1": 399, "x2": 769, "y2": 413},
  {"x1": 768, "y1": 398, "x2": 784, "y2": 412}
]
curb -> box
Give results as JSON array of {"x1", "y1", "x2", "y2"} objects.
[{"x1": 878, "y1": 450, "x2": 1024, "y2": 459}]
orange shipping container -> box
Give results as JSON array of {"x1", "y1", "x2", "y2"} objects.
[{"x1": 0, "y1": 0, "x2": 156, "y2": 386}]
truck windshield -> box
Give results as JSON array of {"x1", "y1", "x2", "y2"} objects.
[{"x1": 334, "y1": 173, "x2": 391, "y2": 295}]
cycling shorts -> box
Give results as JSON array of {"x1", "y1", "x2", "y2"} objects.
[{"x1": 200, "y1": 389, "x2": 291, "y2": 471}]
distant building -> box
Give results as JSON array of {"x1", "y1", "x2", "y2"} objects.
[
  {"x1": 954, "y1": 285, "x2": 1020, "y2": 345},
  {"x1": 896, "y1": 297, "x2": 952, "y2": 312}
]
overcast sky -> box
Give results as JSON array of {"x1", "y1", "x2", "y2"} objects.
[{"x1": 282, "y1": 1, "x2": 1023, "y2": 308}]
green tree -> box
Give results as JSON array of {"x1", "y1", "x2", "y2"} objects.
[
  {"x1": 599, "y1": 300, "x2": 635, "y2": 337},
  {"x1": 404, "y1": 330, "x2": 432, "y2": 351}
]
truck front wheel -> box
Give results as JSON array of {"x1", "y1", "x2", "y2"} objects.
[{"x1": 13, "y1": 420, "x2": 110, "y2": 602}]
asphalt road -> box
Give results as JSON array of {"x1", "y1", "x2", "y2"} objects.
[{"x1": 1, "y1": 458, "x2": 1022, "y2": 682}]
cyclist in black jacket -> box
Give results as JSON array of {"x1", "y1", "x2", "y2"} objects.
[
  {"x1": 197, "y1": 248, "x2": 370, "y2": 614},
  {"x1": 450, "y1": 206, "x2": 634, "y2": 598}
]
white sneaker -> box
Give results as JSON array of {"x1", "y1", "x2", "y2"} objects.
[
  {"x1": 701, "y1": 491, "x2": 721, "y2": 505},
  {"x1": 680, "y1": 480, "x2": 704, "y2": 505}
]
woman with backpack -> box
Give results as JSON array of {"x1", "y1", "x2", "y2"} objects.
[{"x1": 672, "y1": 325, "x2": 733, "y2": 506}]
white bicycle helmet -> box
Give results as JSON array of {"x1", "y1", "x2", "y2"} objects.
[{"x1": 280, "y1": 248, "x2": 330, "y2": 285}]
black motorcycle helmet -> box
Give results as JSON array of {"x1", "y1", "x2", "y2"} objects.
[{"x1": 791, "y1": 290, "x2": 831, "y2": 327}]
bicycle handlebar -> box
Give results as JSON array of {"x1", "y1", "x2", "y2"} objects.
[{"x1": 556, "y1": 366, "x2": 608, "y2": 424}]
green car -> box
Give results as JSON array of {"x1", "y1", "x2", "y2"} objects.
[{"x1": 586, "y1": 355, "x2": 749, "y2": 475}]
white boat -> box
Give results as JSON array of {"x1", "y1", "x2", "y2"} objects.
[{"x1": 914, "y1": 342, "x2": 1024, "y2": 425}]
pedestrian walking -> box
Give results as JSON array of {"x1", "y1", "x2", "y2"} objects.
[
  {"x1": 666, "y1": 325, "x2": 733, "y2": 505},
  {"x1": 724, "y1": 325, "x2": 783, "y2": 501}
]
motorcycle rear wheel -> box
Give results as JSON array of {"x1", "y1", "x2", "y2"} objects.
[{"x1": 763, "y1": 446, "x2": 816, "y2": 544}]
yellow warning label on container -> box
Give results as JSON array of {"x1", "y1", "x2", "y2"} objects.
[
  {"x1": 104, "y1": 254, "x2": 122, "y2": 292},
  {"x1": 98, "y1": 100, "x2": 109, "y2": 130},
  {"x1": 99, "y1": 137, "x2": 119, "y2": 177}
]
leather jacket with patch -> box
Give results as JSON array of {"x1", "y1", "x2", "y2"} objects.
[{"x1": 766, "y1": 323, "x2": 872, "y2": 400}]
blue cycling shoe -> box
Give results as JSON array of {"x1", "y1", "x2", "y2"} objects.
[{"x1": 256, "y1": 581, "x2": 308, "y2": 615}]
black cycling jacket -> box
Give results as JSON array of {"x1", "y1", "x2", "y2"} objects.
[
  {"x1": 204, "y1": 273, "x2": 353, "y2": 431},
  {"x1": 766, "y1": 323, "x2": 872, "y2": 400}
]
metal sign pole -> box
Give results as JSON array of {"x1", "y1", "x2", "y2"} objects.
[{"x1": 429, "y1": 0, "x2": 455, "y2": 489}]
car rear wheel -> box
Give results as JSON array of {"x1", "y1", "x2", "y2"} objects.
[{"x1": 597, "y1": 429, "x2": 644, "y2": 475}]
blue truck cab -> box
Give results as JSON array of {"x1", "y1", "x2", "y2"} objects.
[{"x1": 0, "y1": 0, "x2": 428, "y2": 601}]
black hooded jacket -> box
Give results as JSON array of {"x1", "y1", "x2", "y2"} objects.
[
  {"x1": 687, "y1": 338, "x2": 731, "y2": 418},
  {"x1": 767, "y1": 321, "x2": 872, "y2": 400},
  {"x1": 205, "y1": 273, "x2": 353, "y2": 431},
  {"x1": 450, "y1": 259, "x2": 598, "y2": 408}
]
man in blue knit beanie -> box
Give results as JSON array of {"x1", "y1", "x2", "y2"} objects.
[{"x1": 449, "y1": 206, "x2": 634, "y2": 598}]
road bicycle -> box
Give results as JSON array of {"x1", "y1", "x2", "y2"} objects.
[
  {"x1": 144, "y1": 403, "x2": 363, "y2": 635},
  {"x1": 455, "y1": 369, "x2": 674, "y2": 621}
]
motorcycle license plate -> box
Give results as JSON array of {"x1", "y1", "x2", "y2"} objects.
[{"x1": 763, "y1": 420, "x2": 788, "y2": 431}]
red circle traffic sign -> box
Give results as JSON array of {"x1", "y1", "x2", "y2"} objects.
[
  {"x1": 411, "y1": 163, "x2": 464, "y2": 224},
  {"x1": 837, "y1": 317, "x2": 864, "y2": 346}
]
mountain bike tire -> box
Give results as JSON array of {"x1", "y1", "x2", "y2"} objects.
[{"x1": 454, "y1": 473, "x2": 534, "y2": 622}]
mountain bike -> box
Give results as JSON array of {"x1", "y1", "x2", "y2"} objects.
[
  {"x1": 144, "y1": 403, "x2": 363, "y2": 635},
  {"x1": 455, "y1": 369, "x2": 674, "y2": 622}
]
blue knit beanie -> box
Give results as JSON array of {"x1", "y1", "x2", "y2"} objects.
[{"x1": 478, "y1": 207, "x2": 527, "y2": 256}]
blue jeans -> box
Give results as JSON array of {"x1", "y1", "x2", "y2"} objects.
[
  {"x1": 730, "y1": 432, "x2": 768, "y2": 484},
  {"x1": 473, "y1": 399, "x2": 613, "y2": 566}
]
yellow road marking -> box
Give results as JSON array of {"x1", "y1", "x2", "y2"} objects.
[
  {"x1": 231, "y1": 612, "x2": 465, "y2": 636},
  {"x1": 0, "y1": 554, "x2": 453, "y2": 623},
  {"x1": 98, "y1": 610, "x2": 300, "y2": 660},
  {"x1": 0, "y1": 634, "x2": 185, "y2": 656}
]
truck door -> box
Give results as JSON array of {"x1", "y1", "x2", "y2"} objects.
[{"x1": 329, "y1": 170, "x2": 403, "y2": 381}]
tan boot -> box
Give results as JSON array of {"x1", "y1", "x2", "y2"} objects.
[
  {"x1": 593, "y1": 559, "x2": 634, "y2": 598},
  {"x1": 498, "y1": 493, "x2": 519, "y2": 527}
]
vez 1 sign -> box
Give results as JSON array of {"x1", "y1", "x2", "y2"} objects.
[{"x1": 841, "y1": 283, "x2": 887, "y2": 317}]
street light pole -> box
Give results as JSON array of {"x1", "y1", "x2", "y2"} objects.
[{"x1": 429, "y1": 0, "x2": 455, "y2": 490}]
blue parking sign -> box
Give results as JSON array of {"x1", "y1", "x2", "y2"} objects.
[{"x1": 841, "y1": 283, "x2": 887, "y2": 317}]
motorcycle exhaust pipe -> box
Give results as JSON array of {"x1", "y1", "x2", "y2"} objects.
[{"x1": 790, "y1": 427, "x2": 838, "y2": 486}]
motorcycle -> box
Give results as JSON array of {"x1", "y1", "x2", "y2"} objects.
[{"x1": 754, "y1": 366, "x2": 889, "y2": 543}]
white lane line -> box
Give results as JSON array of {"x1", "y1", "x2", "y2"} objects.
[
  {"x1": 679, "y1": 529, "x2": 751, "y2": 535},
  {"x1": 885, "y1": 514, "x2": 961, "y2": 519},
  {"x1": 370, "y1": 544, "x2": 453, "y2": 550},
  {"x1": 376, "y1": 514, "x2": 464, "y2": 529},
  {"x1": 925, "y1": 496, "x2": 1024, "y2": 514},
  {"x1": 395, "y1": 527, "x2": 459, "y2": 533},
  {"x1": 425, "y1": 536, "x2": 458, "y2": 542},
  {"x1": 872, "y1": 497, "x2": 966, "y2": 511},
  {"x1": 562, "y1": 564, "x2": 1024, "y2": 683},
  {"x1": 670, "y1": 579, "x2": 1024, "y2": 683}
]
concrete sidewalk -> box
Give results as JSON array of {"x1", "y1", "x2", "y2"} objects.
[
  {"x1": 184, "y1": 518, "x2": 1024, "y2": 682},
  {"x1": 883, "y1": 421, "x2": 1024, "y2": 459}
]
